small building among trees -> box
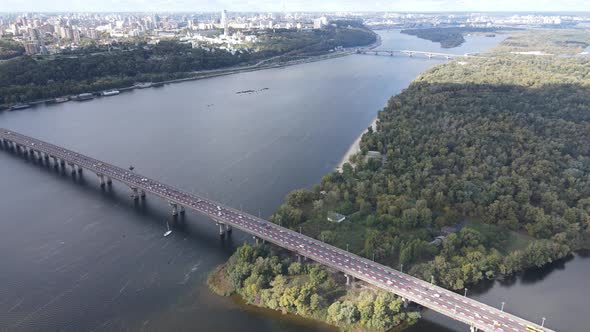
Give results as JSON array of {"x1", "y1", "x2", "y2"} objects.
[{"x1": 327, "y1": 212, "x2": 346, "y2": 223}]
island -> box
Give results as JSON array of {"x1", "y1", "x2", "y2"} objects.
[{"x1": 401, "y1": 27, "x2": 507, "y2": 48}]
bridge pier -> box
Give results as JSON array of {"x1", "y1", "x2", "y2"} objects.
[
  {"x1": 51, "y1": 156, "x2": 59, "y2": 167},
  {"x1": 218, "y1": 222, "x2": 226, "y2": 237},
  {"x1": 402, "y1": 298, "x2": 409, "y2": 308},
  {"x1": 130, "y1": 187, "x2": 139, "y2": 200},
  {"x1": 179, "y1": 205, "x2": 185, "y2": 214},
  {"x1": 140, "y1": 189, "x2": 146, "y2": 199},
  {"x1": 170, "y1": 202, "x2": 178, "y2": 216},
  {"x1": 344, "y1": 273, "x2": 352, "y2": 286},
  {"x1": 67, "y1": 162, "x2": 76, "y2": 174},
  {"x1": 97, "y1": 173, "x2": 105, "y2": 186},
  {"x1": 469, "y1": 326, "x2": 477, "y2": 332},
  {"x1": 226, "y1": 224, "x2": 232, "y2": 234}
]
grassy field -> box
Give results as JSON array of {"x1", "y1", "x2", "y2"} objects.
[{"x1": 466, "y1": 219, "x2": 533, "y2": 254}]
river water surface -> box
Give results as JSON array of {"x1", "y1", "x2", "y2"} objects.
[{"x1": 0, "y1": 31, "x2": 584, "y2": 332}]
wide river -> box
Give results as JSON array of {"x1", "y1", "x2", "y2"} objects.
[{"x1": 0, "y1": 30, "x2": 585, "y2": 332}]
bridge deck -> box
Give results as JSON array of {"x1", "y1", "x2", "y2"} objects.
[{"x1": 0, "y1": 128, "x2": 554, "y2": 332}]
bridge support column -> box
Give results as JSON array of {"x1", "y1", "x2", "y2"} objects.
[
  {"x1": 106, "y1": 177, "x2": 112, "y2": 185},
  {"x1": 226, "y1": 225, "x2": 232, "y2": 234},
  {"x1": 68, "y1": 162, "x2": 76, "y2": 174},
  {"x1": 179, "y1": 205, "x2": 185, "y2": 214},
  {"x1": 140, "y1": 190, "x2": 146, "y2": 199},
  {"x1": 170, "y1": 202, "x2": 178, "y2": 216},
  {"x1": 218, "y1": 222, "x2": 226, "y2": 237},
  {"x1": 344, "y1": 274, "x2": 351, "y2": 286},
  {"x1": 59, "y1": 159, "x2": 65, "y2": 167},
  {"x1": 130, "y1": 188, "x2": 139, "y2": 200},
  {"x1": 97, "y1": 173, "x2": 105, "y2": 186},
  {"x1": 253, "y1": 236, "x2": 260, "y2": 245},
  {"x1": 469, "y1": 326, "x2": 476, "y2": 332},
  {"x1": 402, "y1": 298, "x2": 409, "y2": 308},
  {"x1": 51, "y1": 156, "x2": 58, "y2": 167}
]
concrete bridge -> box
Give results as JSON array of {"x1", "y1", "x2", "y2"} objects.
[
  {"x1": 0, "y1": 128, "x2": 554, "y2": 332},
  {"x1": 356, "y1": 48, "x2": 478, "y2": 59}
]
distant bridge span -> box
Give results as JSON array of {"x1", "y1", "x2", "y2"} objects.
[
  {"x1": 356, "y1": 48, "x2": 480, "y2": 59},
  {"x1": 0, "y1": 129, "x2": 554, "y2": 332}
]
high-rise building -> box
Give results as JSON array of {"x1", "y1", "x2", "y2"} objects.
[
  {"x1": 221, "y1": 10, "x2": 227, "y2": 26},
  {"x1": 73, "y1": 29, "x2": 81, "y2": 43},
  {"x1": 221, "y1": 10, "x2": 228, "y2": 35},
  {"x1": 24, "y1": 41, "x2": 40, "y2": 55}
]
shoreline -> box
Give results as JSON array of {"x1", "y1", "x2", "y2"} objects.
[
  {"x1": 335, "y1": 116, "x2": 378, "y2": 172},
  {"x1": 0, "y1": 49, "x2": 358, "y2": 111},
  {"x1": 2, "y1": 29, "x2": 384, "y2": 111}
]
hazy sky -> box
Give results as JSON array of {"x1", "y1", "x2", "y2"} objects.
[{"x1": 2, "y1": 0, "x2": 590, "y2": 13}]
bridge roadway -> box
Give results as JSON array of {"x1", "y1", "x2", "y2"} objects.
[
  {"x1": 356, "y1": 49, "x2": 481, "y2": 59},
  {"x1": 0, "y1": 128, "x2": 553, "y2": 332}
]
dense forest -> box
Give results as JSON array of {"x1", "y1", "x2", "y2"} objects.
[
  {"x1": 0, "y1": 23, "x2": 375, "y2": 106},
  {"x1": 270, "y1": 52, "x2": 590, "y2": 290},
  {"x1": 208, "y1": 244, "x2": 420, "y2": 332},
  {"x1": 401, "y1": 27, "x2": 503, "y2": 48},
  {"x1": 0, "y1": 39, "x2": 25, "y2": 60},
  {"x1": 492, "y1": 29, "x2": 590, "y2": 55}
]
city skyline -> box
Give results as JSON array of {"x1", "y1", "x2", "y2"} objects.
[{"x1": 3, "y1": 0, "x2": 590, "y2": 13}]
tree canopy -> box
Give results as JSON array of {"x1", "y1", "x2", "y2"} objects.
[{"x1": 271, "y1": 43, "x2": 590, "y2": 290}]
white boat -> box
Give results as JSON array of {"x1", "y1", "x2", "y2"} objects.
[
  {"x1": 164, "y1": 222, "x2": 172, "y2": 237},
  {"x1": 136, "y1": 82, "x2": 152, "y2": 89},
  {"x1": 102, "y1": 90, "x2": 120, "y2": 96}
]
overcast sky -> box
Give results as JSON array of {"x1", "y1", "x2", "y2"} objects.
[{"x1": 2, "y1": 0, "x2": 590, "y2": 13}]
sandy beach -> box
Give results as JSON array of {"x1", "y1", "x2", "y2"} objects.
[{"x1": 335, "y1": 116, "x2": 378, "y2": 171}]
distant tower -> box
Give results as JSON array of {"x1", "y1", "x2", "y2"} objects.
[{"x1": 221, "y1": 9, "x2": 228, "y2": 36}]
